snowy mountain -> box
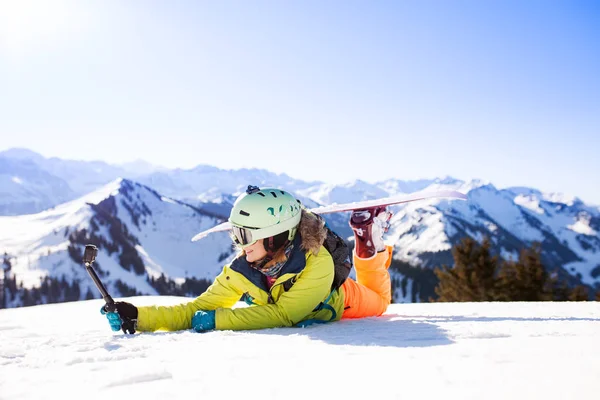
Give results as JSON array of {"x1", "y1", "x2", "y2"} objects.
[
  {"x1": 0, "y1": 179, "x2": 235, "y2": 307},
  {"x1": 382, "y1": 182, "x2": 600, "y2": 302},
  {"x1": 0, "y1": 148, "x2": 132, "y2": 200},
  {"x1": 293, "y1": 177, "x2": 600, "y2": 302},
  {"x1": 286, "y1": 177, "x2": 599, "y2": 301},
  {"x1": 0, "y1": 156, "x2": 75, "y2": 215},
  {"x1": 1, "y1": 297, "x2": 599, "y2": 400},
  {"x1": 0, "y1": 149, "x2": 322, "y2": 215},
  {"x1": 1, "y1": 148, "x2": 599, "y2": 307},
  {"x1": 295, "y1": 179, "x2": 390, "y2": 205},
  {"x1": 135, "y1": 165, "x2": 321, "y2": 207},
  {"x1": 116, "y1": 159, "x2": 168, "y2": 176}
]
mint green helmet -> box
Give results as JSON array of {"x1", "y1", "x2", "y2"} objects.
[{"x1": 229, "y1": 185, "x2": 302, "y2": 248}]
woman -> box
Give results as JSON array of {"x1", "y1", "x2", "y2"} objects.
[{"x1": 102, "y1": 185, "x2": 393, "y2": 333}]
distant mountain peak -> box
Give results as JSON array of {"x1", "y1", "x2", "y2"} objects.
[
  {"x1": 542, "y1": 192, "x2": 579, "y2": 206},
  {"x1": 117, "y1": 159, "x2": 166, "y2": 176},
  {"x1": 505, "y1": 186, "x2": 580, "y2": 207},
  {"x1": 0, "y1": 148, "x2": 46, "y2": 162},
  {"x1": 434, "y1": 176, "x2": 462, "y2": 185},
  {"x1": 189, "y1": 164, "x2": 221, "y2": 173}
]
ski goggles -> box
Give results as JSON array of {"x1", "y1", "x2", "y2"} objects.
[
  {"x1": 230, "y1": 215, "x2": 300, "y2": 248},
  {"x1": 231, "y1": 226, "x2": 258, "y2": 248}
]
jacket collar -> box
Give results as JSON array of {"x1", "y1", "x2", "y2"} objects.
[{"x1": 230, "y1": 233, "x2": 306, "y2": 292}]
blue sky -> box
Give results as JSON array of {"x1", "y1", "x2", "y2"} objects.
[{"x1": 1, "y1": 1, "x2": 599, "y2": 203}]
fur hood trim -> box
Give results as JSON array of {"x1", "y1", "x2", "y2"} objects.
[{"x1": 298, "y1": 209, "x2": 327, "y2": 256}]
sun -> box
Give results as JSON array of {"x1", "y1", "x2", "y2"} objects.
[{"x1": 0, "y1": 0, "x2": 81, "y2": 56}]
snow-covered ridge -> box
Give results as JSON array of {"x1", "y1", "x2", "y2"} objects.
[
  {"x1": 0, "y1": 178, "x2": 235, "y2": 306},
  {"x1": 1, "y1": 149, "x2": 599, "y2": 305}
]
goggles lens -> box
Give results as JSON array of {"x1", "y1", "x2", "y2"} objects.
[{"x1": 231, "y1": 226, "x2": 257, "y2": 247}]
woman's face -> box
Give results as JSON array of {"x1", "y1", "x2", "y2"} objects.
[{"x1": 244, "y1": 239, "x2": 268, "y2": 263}]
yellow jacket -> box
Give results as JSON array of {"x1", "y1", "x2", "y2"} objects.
[{"x1": 136, "y1": 234, "x2": 345, "y2": 332}]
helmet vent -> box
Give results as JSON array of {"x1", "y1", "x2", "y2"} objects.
[
  {"x1": 257, "y1": 192, "x2": 266, "y2": 197},
  {"x1": 270, "y1": 191, "x2": 277, "y2": 198},
  {"x1": 239, "y1": 210, "x2": 250, "y2": 216}
]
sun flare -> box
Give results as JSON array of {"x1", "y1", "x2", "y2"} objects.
[{"x1": 0, "y1": 0, "x2": 82, "y2": 54}]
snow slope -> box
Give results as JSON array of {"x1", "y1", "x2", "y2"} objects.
[
  {"x1": 0, "y1": 298, "x2": 598, "y2": 400},
  {"x1": 0, "y1": 179, "x2": 234, "y2": 304}
]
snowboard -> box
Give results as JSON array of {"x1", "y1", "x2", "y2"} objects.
[{"x1": 191, "y1": 189, "x2": 467, "y2": 242}]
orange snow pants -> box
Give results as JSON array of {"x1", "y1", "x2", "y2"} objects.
[{"x1": 341, "y1": 245, "x2": 393, "y2": 319}]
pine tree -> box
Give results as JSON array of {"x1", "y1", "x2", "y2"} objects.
[
  {"x1": 568, "y1": 285, "x2": 589, "y2": 301},
  {"x1": 3, "y1": 252, "x2": 11, "y2": 272},
  {"x1": 1, "y1": 253, "x2": 12, "y2": 309},
  {"x1": 22, "y1": 288, "x2": 32, "y2": 307},
  {"x1": 0, "y1": 262, "x2": 4, "y2": 310},
  {"x1": 551, "y1": 276, "x2": 571, "y2": 301},
  {"x1": 596, "y1": 291, "x2": 600, "y2": 301},
  {"x1": 85, "y1": 287, "x2": 95, "y2": 300},
  {"x1": 434, "y1": 237, "x2": 501, "y2": 302},
  {"x1": 497, "y1": 243, "x2": 553, "y2": 301}
]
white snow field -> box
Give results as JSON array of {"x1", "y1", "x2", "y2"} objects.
[{"x1": 1, "y1": 297, "x2": 599, "y2": 400}]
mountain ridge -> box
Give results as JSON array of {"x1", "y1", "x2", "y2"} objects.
[{"x1": 1, "y1": 149, "x2": 599, "y2": 306}]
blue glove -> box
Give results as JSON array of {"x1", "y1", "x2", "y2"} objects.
[
  {"x1": 100, "y1": 306, "x2": 122, "y2": 332},
  {"x1": 191, "y1": 310, "x2": 216, "y2": 332}
]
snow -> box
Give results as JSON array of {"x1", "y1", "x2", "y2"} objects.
[
  {"x1": 563, "y1": 259, "x2": 600, "y2": 285},
  {"x1": 543, "y1": 192, "x2": 578, "y2": 206},
  {"x1": 469, "y1": 186, "x2": 545, "y2": 242},
  {"x1": 1, "y1": 298, "x2": 599, "y2": 400},
  {"x1": 484, "y1": 221, "x2": 499, "y2": 232},
  {"x1": 500, "y1": 247, "x2": 519, "y2": 261},
  {"x1": 568, "y1": 218, "x2": 596, "y2": 236},
  {"x1": 0, "y1": 157, "x2": 75, "y2": 215},
  {"x1": 159, "y1": 196, "x2": 178, "y2": 204},
  {"x1": 0, "y1": 193, "x2": 95, "y2": 289},
  {"x1": 395, "y1": 210, "x2": 452, "y2": 255},
  {"x1": 296, "y1": 180, "x2": 389, "y2": 206},
  {"x1": 376, "y1": 177, "x2": 472, "y2": 196},
  {"x1": 139, "y1": 166, "x2": 316, "y2": 201},
  {"x1": 514, "y1": 194, "x2": 545, "y2": 215},
  {"x1": 387, "y1": 201, "x2": 456, "y2": 264},
  {"x1": 390, "y1": 272, "x2": 413, "y2": 303},
  {"x1": 0, "y1": 182, "x2": 117, "y2": 235},
  {"x1": 112, "y1": 182, "x2": 234, "y2": 281},
  {"x1": 2, "y1": 150, "x2": 600, "y2": 302},
  {"x1": 0, "y1": 179, "x2": 235, "y2": 298}
]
